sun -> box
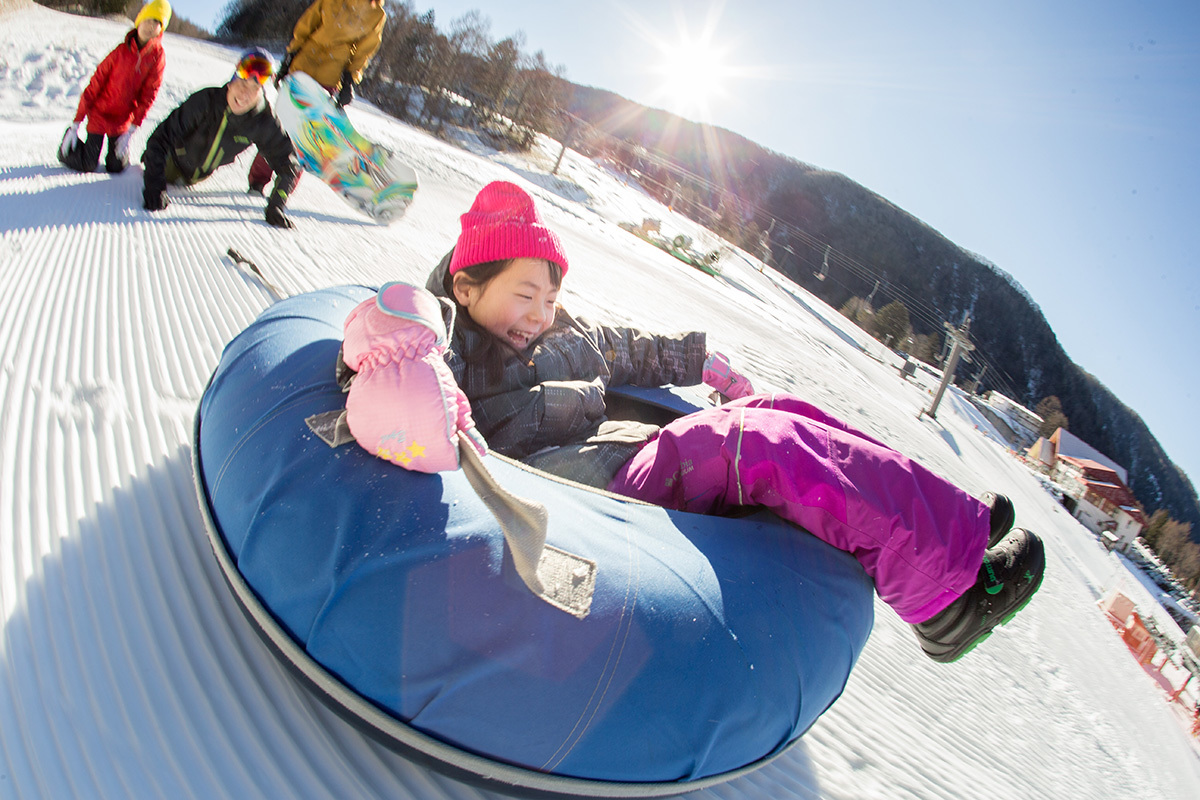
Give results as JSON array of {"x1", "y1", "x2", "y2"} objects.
[
  {"x1": 629, "y1": 1, "x2": 768, "y2": 123},
  {"x1": 650, "y1": 33, "x2": 731, "y2": 120}
]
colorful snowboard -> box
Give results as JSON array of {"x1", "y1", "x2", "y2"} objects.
[{"x1": 276, "y1": 72, "x2": 418, "y2": 223}]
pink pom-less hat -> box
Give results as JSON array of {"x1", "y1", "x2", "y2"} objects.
[{"x1": 448, "y1": 181, "x2": 569, "y2": 276}]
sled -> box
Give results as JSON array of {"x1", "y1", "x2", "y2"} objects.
[{"x1": 275, "y1": 72, "x2": 418, "y2": 223}]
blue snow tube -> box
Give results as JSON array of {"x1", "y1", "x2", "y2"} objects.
[{"x1": 193, "y1": 286, "x2": 874, "y2": 797}]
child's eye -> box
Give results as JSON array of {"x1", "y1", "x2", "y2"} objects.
[{"x1": 517, "y1": 294, "x2": 533, "y2": 301}]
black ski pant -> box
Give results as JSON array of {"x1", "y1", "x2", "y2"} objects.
[{"x1": 60, "y1": 132, "x2": 127, "y2": 174}]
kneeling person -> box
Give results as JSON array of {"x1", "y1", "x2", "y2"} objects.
[{"x1": 141, "y1": 49, "x2": 299, "y2": 228}]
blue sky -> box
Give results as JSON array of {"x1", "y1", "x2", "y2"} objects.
[{"x1": 183, "y1": 0, "x2": 1200, "y2": 496}]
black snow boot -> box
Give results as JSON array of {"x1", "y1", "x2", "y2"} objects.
[
  {"x1": 981, "y1": 491, "x2": 1015, "y2": 548},
  {"x1": 105, "y1": 149, "x2": 127, "y2": 174},
  {"x1": 912, "y1": 528, "x2": 1045, "y2": 663}
]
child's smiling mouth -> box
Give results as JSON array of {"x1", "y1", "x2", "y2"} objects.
[{"x1": 507, "y1": 328, "x2": 537, "y2": 348}]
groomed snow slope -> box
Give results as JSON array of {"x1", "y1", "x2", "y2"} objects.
[{"x1": 2, "y1": 5, "x2": 1198, "y2": 798}]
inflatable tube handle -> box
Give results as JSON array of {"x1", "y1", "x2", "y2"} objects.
[
  {"x1": 459, "y1": 434, "x2": 546, "y2": 593},
  {"x1": 457, "y1": 436, "x2": 596, "y2": 619}
]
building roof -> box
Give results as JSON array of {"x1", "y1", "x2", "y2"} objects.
[
  {"x1": 1049, "y1": 428, "x2": 1128, "y2": 483},
  {"x1": 1059, "y1": 455, "x2": 1144, "y2": 524},
  {"x1": 1058, "y1": 455, "x2": 1121, "y2": 483}
]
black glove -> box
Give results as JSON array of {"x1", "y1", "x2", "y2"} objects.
[
  {"x1": 274, "y1": 52, "x2": 294, "y2": 88},
  {"x1": 336, "y1": 70, "x2": 354, "y2": 108},
  {"x1": 265, "y1": 199, "x2": 294, "y2": 229},
  {"x1": 143, "y1": 189, "x2": 169, "y2": 211}
]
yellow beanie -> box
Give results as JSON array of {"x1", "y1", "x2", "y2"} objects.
[{"x1": 134, "y1": 0, "x2": 172, "y2": 30}]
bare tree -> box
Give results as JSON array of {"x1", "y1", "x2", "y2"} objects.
[
  {"x1": 507, "y1": 50, "x2": 567, "y2": 146},
  {"x1": 364, "y1": 1, "x2": 417, "y2": 84},
  {"x1": 475, "y1": 35, "x2": 521, "y2": 126}
]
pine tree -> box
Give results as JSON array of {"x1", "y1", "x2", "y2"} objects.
[
  {"x1": 1035, "y1": 396, "x2": 1069, "y2": 438},
  {"x1": 911, "y1": 332, "x2": 941, "y2": 365},
  {"x1": 870, "y1": 300, "x2": 911, "y2": 348}
]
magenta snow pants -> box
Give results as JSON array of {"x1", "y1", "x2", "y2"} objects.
[{"x1": 607, "y1": 394, "x2": 990, "y2": 623}]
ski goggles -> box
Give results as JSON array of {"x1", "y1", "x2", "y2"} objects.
[{"x1": 235, "y1": 54, "x2": 274, "y2": 85}]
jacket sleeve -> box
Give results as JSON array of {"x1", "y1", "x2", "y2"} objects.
[
  {"x1": 130, "y1": 47, "x2": 165, "y2": 128},
  {"x1": 75, "y1": 46, "x2": 119, "y2": 124},
  {"x1": 141, "y1": 90, "x2": 208, "y2": 195},
  {"x1": 254, "y1": 111, "x2": 300, "y2": 204},
  {"x1": 287, "y1": 0, "x2": 325, "y2": 55},
  {"x1": 579, "y1": 317, "x2": 707, "y2": 388},
  {"x1": 346, "y1": 11, "x2": 386, "y2": 82}
]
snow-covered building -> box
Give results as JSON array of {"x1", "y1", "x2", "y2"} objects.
[
  {"x1": 1027, "y1": 427, "x2": 1129, "y2": 483},
  {"x1": 980, "y1": 391, "x2": 1043, "y2": 447},
  {"x1": 1054, "y1": 455, "x2": 1144, "y2": 549},
  {"x1": 1026, "y1": 428, "x2": 1143, "y2": 550}
]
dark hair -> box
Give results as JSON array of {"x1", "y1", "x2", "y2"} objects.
[
  {"x1": 441, "y1": 258, "x2": 563, "y2": 297},
  {"x1": 446, "y1": 258, "x2": 564, "y2": 383}
]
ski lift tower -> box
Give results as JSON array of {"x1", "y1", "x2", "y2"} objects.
[
  {"x1": 815, "y1": 244, "x2": 831, "y2": 281},
  {"x1": 921, "y1": 315, "x2": 975, "y2": 420}
]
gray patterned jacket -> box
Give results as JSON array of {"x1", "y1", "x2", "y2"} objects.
[{"x1": 426, "y1": 254, "x2": 707, "y2": 486}]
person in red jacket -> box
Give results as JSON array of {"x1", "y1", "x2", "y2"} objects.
[{"x1": 59, "y1": 0, "x2": 170, "y2": 174}]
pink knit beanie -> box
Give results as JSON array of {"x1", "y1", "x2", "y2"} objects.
[{"x1": 448, "y1": 181, "x2": 569, "y2": 276}]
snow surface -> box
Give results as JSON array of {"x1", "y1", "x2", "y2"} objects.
[{"x1": 2, "y1": 5, "x2": 1199, "y2": 798}]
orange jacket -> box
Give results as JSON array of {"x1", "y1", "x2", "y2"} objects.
[{"x1": 287, "y1": 0, "x2": 386, "y2": 90}]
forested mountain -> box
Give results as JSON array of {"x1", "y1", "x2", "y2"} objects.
[{"x1": 563, "y1": 84, "x2": 1200, "y2": 536}]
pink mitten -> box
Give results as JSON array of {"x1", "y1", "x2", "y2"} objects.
[
  {"x1": 703, "y1": 351, "x2": 756, "y2": 400},
  {"x1": 342, "y1": 282, "x2": 486, "y2": 472}
]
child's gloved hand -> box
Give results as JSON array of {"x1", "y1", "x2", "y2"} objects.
[
  {"x1": 60, "y1": 123, "x2": 82, "y2": 158},
  {"x1": 264, "y1": 198, "x2": 294, "y2": 229},
  {"x1": 143, "y1": 189, "x2": 169, "y2": 211},
  {"x1": 703, "y1": 351, "x2": 755, "y2": 400},
  {"x1": 343, "y1": 282, "x2": 487, "y2": 473},
  {"x1": 114, "y1": 126, "x2": 137, "y2": 162}
]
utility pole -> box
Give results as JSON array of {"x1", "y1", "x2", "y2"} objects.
[{"x1": 922, "y1": 314, "x2": 975, "y2": 420}]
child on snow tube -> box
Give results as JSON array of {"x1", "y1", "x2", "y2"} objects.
[{"x1": 342, "y1": 181, "x2": 1046, "y2": 664}]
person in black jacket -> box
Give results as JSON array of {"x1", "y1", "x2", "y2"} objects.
[{"x1": 141, "y1": 49, "x2": 299, "y2": 228}]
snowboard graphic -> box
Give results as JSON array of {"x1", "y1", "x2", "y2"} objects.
[{"x1": 276, "y1": 72, "x2": 418, "y2": 223}]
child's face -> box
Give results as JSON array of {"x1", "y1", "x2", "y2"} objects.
[
  {"x1": 137, "y1": 18, "x2": 162, "y2": 43},
  {"x1": 453, "y1": 258, "x2": 559, "y2": 352},
  {"x1": 226, "y1": 78, "x2": 262, "y2": 115}
]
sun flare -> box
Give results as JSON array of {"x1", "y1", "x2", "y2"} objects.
[
  {"x1": 651, "y1": 35, "x2": 731, "y2": 119},
  {"x1": 628, "y1": 1, "x2": 772, "y2": 123}
]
